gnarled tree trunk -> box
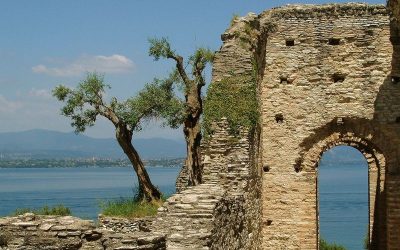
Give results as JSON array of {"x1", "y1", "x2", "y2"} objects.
[
  {"x1": 115, "y1": 124, "x2": 161, "y2": 201},
  {"x1": 183, "y1": 83, "x2": 203, "y2": 186},
  {"x1": 160, "y1": 48, "x2": 212, "y2": 190}
]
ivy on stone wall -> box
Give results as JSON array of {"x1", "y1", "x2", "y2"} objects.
[{"x1": 203, "y1": 75, "x2": 259, "y2": 139}]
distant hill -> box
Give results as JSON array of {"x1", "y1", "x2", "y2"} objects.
[
  {"x1": 320, "y1": 145, "x2": 366, "y2": 164},
  {"x1": 0, "y1": 129, "x2": 185, "y2": 159}
]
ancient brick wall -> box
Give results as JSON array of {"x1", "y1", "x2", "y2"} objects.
[
  {"x1": 212, "y1": 3, "x2": 400, "y2": 249},
  {"x1": 204, "y1": 119, "x2": 262, "y2": 250},
  {"x1": 150, "y1": 119, "x2": 262, "y2": 249},
  {"x1": 388, "y1": 0, "x2": 400, "y2": 75},
  {"x1": 257, "y1": 4, "x2": 396, "y2": 249}
]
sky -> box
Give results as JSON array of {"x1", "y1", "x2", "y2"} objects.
[{"x1": 0, "y1": 0, "x2": 385, "y2": 140}]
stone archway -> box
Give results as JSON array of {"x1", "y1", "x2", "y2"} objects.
[
  {"x1": 260, "y1": 117, "x2": 398, "y2": 250},
  {"x1": 301, "y1": 131, "x2": 386, "y2": 250},
  {"x1": 249, "y1": 4, "x2": 400, "y2": 248},
  {"x1": 210, "y1": 3, "x2": 400, "y2": 249}
]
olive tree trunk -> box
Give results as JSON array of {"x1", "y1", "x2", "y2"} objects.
[
  {"x1": 183, "y1": 84, "x2": 203, "y2": 186},
  {"x1": 115, "y1": 125, "x2": 161, "y2": 201}
]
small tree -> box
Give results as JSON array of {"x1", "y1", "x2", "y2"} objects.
[
  {"x1": 148, "y1": 37, "x2": 214, "y2": 186},
  {"x1": 53, "y1": 73, "x2": 171, "y2": 202}
]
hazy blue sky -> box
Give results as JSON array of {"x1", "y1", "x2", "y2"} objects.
[{"x1": 0, "y1": 0, "x2": 385, "y2": 139}]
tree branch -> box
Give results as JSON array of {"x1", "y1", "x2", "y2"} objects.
[
  {"x1": 193, "y1": 61, "x2": 206, "y2": 87},
  {"x1": 169, "y1": 54, "x2": 192, "y2": 86},
  {"x1": 102, "y1": 106, "x2": 120, "y2": 125}
]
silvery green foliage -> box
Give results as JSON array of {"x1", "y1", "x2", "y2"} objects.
[{"x1": 53, "y1": 72, "x2": 183, "y2": 133}]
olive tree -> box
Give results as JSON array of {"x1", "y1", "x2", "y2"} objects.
[
  {"x1": 148, "y1": 37, "x2": 214, "y2": 186},
  {"x1": 53, "y1": 73, "x2": 178, "y2": 201}
]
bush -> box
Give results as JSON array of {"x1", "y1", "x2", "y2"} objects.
[
  {"x1": 320, "y1": 238, "x2": 347, "y2": 250},
  {"x1": 99, "y1": 198, "x2": 163, "y2": 218},
  {"x1": 12, "y1": 204, "x2": 71, "y2": 216},
  {"x1": 203, "y1": 75, "x2": 258, "y2": 139}
]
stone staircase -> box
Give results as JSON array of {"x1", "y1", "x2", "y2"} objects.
[{"x1": 153, "y1": 184, "x2": 225, "y2": 249}]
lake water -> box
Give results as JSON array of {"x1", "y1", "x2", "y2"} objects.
[
  {"x1": 0, "y1": 158, "x2": 368, "y2": 250},
  {"x1": 0, "y1": 167, "x2": 180, "y2": 220},
  {"x1": 319, "y1": 146, "x2": 368, "y2": 250}
]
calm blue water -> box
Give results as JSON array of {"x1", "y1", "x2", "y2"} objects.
[
  {"x1": 0, "y1": 151, "x2": 368, "y2": 250},
  {"x1": 0, "y1": 166, "x2": 180, "y2": 220},
  {"x1": 319, "y1": 146, "x2": 368, "y2": 250}
]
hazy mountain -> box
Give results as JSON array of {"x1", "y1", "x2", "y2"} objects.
[
  {"x1": 320, "y1": 145, "x2": 366, "y2": 164},
  {"x1": 0, "y1": 129, "x2": 185, "y2": 159}
]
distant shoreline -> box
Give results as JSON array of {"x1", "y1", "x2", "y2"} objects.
[{"x1": 0, "y1": 158, "x2": 184, "y2": 168}]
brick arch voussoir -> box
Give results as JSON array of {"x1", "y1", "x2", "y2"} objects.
[
  {"x1": 302, "y1": 135, "x2": 381, "y2": 172},
  {"x1": 296, "y1": 118, "x2": 394, "y2": 173}
]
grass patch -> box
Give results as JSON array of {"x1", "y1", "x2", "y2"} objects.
[
  {"x1": 320, "y1": 238, "x2": 347, "y2": 250},
  {"x1": 12, "y1": 204, "x2": 71, "y2": 216},
  {"x1": 99, "y1": 198, "x2": 163, "y2": 218}
]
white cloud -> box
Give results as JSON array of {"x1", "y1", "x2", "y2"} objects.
[
  {"x1": 28, "y1": 88, "x2": 52, "y2": 99},
  {"x1": 32, "y1": 54, "x2": 134, "y2": 77},
  {"x1": 0, "y1": 95, "x2": 23, "y2": 113},
  {"x1": 0, "y1": 91, "x2": 66, "y2": 133}
]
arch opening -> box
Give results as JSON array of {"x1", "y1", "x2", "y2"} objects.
[
  {"x1": 317, "y1": 145, "x2": 369, "y2": 249},
  {"x1": 301, "y1": 133, "x2": 387, "y2": 250}
]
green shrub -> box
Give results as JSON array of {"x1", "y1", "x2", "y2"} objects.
[
  {"x1": 203, "y1": 75, "x2": 258, "y2": 139},
  {"x1": 99, "y1": 198, "x2": 163, "y2": 218},
  {"x1": 12, "y1": 208, "x2": 31, "y2": 215},
  {"x1": 12, "y1": 204, "x2": 71, "y2": 216},
  {"x1": 320, "y1": 238, "x2": 347, "y2": 250}
]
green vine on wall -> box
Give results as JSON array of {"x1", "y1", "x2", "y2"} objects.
[{"x1": 203, "y1": 74, "x2": 259, "y2": 140}]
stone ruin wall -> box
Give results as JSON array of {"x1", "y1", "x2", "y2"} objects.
[
  {"x1": 389, "y1": 0, "x2": 400, "y2": 78},
  {"x1": 202, "y1": 120, "x2": 262, "y2": 250},
  {"x1": 387, "y1": 2, "x2": 400, "y2": 249},
  {"x1": 149, "y1": 135, "x2": 255, "y2": 250},
  {"x1": 148, "y1": 119, "x2": 262, "y2": 249},
  {"x1": 0, "y1": 214, "x2": 166, "y2": 250},
  {"x1": 212, "y1": 2, "x2": 400, "y2": 249},
  {"x1": 257, "y1": 4, "x2": 396, "y2": 250}
]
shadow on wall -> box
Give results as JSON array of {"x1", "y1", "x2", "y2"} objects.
[
  {"x1": 374, "y1": 75, "x2": 400, "y2": 124},
  {"x1": 373, "y1": 5, "x2": 400, "y2": 173}
]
